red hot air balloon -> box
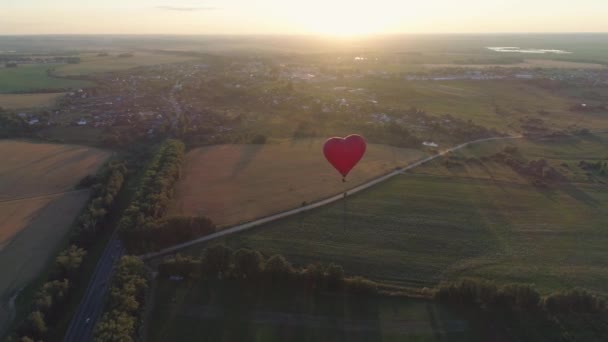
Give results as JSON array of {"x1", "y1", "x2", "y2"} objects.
[{"x1": 323, "y1": 134, "x2": 367, "y2": 181}]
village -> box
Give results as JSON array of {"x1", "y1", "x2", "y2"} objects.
[{"x1": 12, "y1": 54, "x2": 607, "y2": 148}]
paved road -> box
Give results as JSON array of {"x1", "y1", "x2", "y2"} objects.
[
  {"x1": 140, "y1": 135, "x2": 522, "y2": 260},
  {"x1": 63, "y1": 239, "x2": 124, "y2": 342}
]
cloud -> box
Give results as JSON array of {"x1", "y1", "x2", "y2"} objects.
[{"x1": 156, "y1": 6, "x2": 218, "y2": 12}]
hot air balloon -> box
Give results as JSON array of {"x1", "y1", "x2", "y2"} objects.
[{"x1": 323, "y1": 134, "x2": 367, "y2": 181}]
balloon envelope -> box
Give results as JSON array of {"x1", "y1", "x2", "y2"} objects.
[{"x1": 323, "y1": 134, "x2": 367, "y2": 178}]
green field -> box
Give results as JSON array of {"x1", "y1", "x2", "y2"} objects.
[
  {"x1": 54, "y1": 53, "x2": 199, "y2": 76},
  {"x1": 147, "y1": 279, "x2": 475, "y2": 342},
  {"x1": 180, "y1": 134, "x2": 608, "y2": 295},
  {"x1": 303, "y1": 79, "x2": 594, "y2": 134},
  {"x1": 0, "y1": 64, "x2": 92, "y2": 93}
]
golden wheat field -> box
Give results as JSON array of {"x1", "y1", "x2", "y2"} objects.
[
  {"x1": 0, "y1": 140, "x2": 109, "y2": 322},
  {"x1": 168, "y1": 139, "x2": 427, "y2": 227}
]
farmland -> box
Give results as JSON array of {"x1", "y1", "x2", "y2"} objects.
[
  {"x1": 302, "y1": 78, "x2": 580, "y2": 134},
  {"x1": 423, "y1": 59, "x2": 607, "y2": 70},
  {"x1": 168, "y1": 139, "x2": 426, "y2": 226},
  {"x1": 180, "y1": 134, "x2": 608, "y2": 296},
  {"x1": 0, "y1": 64, "x2": 91, "y2": 93},
  {"x1": 0, "y1": 93, "x2": 65, "y2": 109},
  {"x1": 0, "y1": 140, "x2": 110, "y2": 325},
  {"x1": 147, "y1": 279, "x2": 474, "y2": 342},
  {"x1": 54, "y1": 52, "x2": 200, "y2": 76}
]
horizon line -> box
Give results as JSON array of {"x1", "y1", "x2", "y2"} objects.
[{"x1": 1, "y1": 32, "x2": 608, "y2": 37}]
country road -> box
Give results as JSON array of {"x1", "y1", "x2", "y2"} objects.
[{"x1": 140, "y1": 135, "x2": 523, "y2": 260}]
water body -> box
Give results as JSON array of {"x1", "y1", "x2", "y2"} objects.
[{"x1": 487, "y1": 47, "x2": 572, "y2": 54}]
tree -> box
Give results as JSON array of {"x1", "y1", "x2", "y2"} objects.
[
  {"x1": 34, "y1": 279, "x2": 69, "y2": 313},
  {"x1": 93, "y1": 310, "x2": 135, "y2": 342},
  {"x1": 26, "y1": 311, "x2": 47, "y2": 338},
  {"x1": 233, "y1": 249, "x2": 264, "y2": 279},
  {"x1": 201, "y1": 245, "x2": 233, "y2": 276},
  {"x1": 56, "y1": 245, "x2": 87, "y2": 278},
  {"x1": 264, "y1": 254, "x2": 293, "y2": 280},
  {"x1": 326, "y1": 263, "x2": 345, "y2": 290}
]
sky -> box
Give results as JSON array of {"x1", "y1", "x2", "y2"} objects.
[{"x1": 1, "y1": 0, "x2": 608, "y2": 36}]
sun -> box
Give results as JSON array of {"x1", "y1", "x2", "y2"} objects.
[{"x1": 291, "y1": 1, "x2": 399, "y2": 37}]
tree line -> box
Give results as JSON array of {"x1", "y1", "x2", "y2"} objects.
[
  {"x1": 93, "y1": 256, "x2": 148, "y2": 342},
  {"x1": 8, "y1": 162, "x2": 128, "y2": 342},
  {"x1": 435, "y1": 278, "x2": 607, "y2": 340},
  {"x1": 117, "y1": 139, "x2": 216, "y2": 253},
  {"x1": 157, "y1": 245, "x2": 379, "y2": 296},
  {"x1": 436, "y1": 278, "x2": 605, "y2": 314}
]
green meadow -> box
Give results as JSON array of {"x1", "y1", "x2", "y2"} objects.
[{"x1": 0, "y1": 64, "x2": 92, "y2": 93}]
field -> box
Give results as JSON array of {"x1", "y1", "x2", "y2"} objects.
[
  {"x1": 315, "y1": 79, "x2": 590, "y2": 134},
  {"x1": 0, "y1": 140, "x2": 110, "y2": 324},
  {"x1": 54, "y1": 52, "x2": 200, "y2": 76},
  {"x1": 423, "y1": 59, "x2": 607, "y2": 69},
  {"x1": 147, "y1": 279, "x2": 475, "y2": 342},
  {"x1": 0, "y1": 93, "x2": 65, "y2": 109},
  {"x1": 180, "y1": 134, "x2": 608, "y2": 296},
  {"x1": 0, "y1": 65, "x2": 92, "y2": 93},
  {"x1": 168, "y1": 139, "x2": 426, "y2": 227}
]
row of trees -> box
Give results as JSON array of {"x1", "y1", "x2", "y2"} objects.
[
  {"x1": 122, "y1": 216, "x2": 215, "y2": 253},
  {"x1": 9, "y1": 162, "x2": 128, "y2": 341},
  {"x1": 157, "y1": 245, "x2": 379, "y2": 295},
  {"x1": 436, "y1": 278, "x2": 606, "y2": 314},
  {"x1": 11, "y1": 246, "x2": 86, "y2": 341},
  {"x1": 117, "y1": 139, "x2": 194, "y2": 253},
  {"x1": 71, "y1": 161, "x2": 128, "y2": 245},
  {"x1": 93, "y1": 256, "x2": 148, "y2": 342}
]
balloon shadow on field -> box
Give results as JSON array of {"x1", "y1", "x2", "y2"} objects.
[{"x1": 231, "y1": 144, "x2": 263, "y2": 178}]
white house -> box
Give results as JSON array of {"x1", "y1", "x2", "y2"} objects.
[{"x1": 77, "y1": 119, "x2": 87, "y2": 126}]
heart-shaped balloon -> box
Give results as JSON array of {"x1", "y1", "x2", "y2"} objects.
[{"x1": 323, "y1": 134, "x2": 367, "y2": 180}]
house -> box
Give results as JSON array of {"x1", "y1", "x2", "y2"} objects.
[
  {"x1": 28, "y1": 118, "x2": 39, "y2": 125},
  {"x1": 423, "y1": 141, "x2": 439, "y2": 148},
  {"x1": 77, "y1": 119, "x2": 87, "y2": 126}
]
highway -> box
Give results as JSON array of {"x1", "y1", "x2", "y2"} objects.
[
  {"x1": 63, "y1": 239, "x2": 124, "y2": 342},
  {"x1": 140, "y1": 135, "x2": 522, "y2": 260}
]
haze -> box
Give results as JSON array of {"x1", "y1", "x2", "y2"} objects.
[{"x1": 2, "y1": 0, "x2": 608, "y2": 36}]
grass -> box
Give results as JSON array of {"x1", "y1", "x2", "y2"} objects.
[
  {"x1": 307, "y1": 79, "x2": 583, "y2": 134},
  {"x1": 0, "y1": 64, "x2": 92, "y2": 93},
  {"x1": 0, "y1": 140, "x2": 110, "y2": 327},
  {"x1": 0, "y1": 93, "x2": 65, "y2": 109},
  {"x1": 168, "y1": 139, "x2": 426, "y2": 227},
  {"x1": 146, "y1": 278, "x2": 475, "y2": 342},
  {"x1": 54, "y1": 52, "x2": 199, "y2": 76},
  {"x1": 178, "y1": 135, "x2": 608, "y2": 296}
]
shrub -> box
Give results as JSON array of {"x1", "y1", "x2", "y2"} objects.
[
  {"x1": 251, "y1": 134, "x2": 267, "y2": 144},
  {"x1": 346, "y1": 276, "x2": 378, "y2": 296},
  {"x1": 544, "y1": 289, "x2": 606, "y2": 313}
]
